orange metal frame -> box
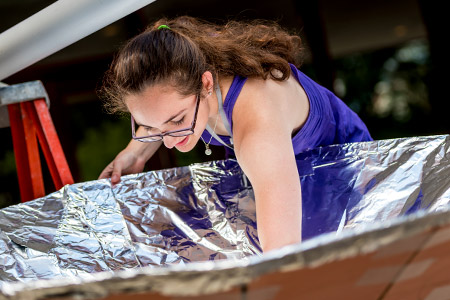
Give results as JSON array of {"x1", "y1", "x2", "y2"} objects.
[{"x1": 7, "y1": 98, "x2": 73, "y2": 202}]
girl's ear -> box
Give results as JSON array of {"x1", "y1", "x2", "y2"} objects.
[{"x1": 201, "y1": 71, "x2": 214, "y2": 92}]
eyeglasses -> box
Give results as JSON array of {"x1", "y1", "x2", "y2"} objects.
[{"x1": 131, "y1": 94, "x2": 200, "y2": 142}]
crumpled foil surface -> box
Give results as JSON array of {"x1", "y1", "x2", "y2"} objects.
[{"x1": 1, "y1": 134, "x2": 450, "y2": 296}]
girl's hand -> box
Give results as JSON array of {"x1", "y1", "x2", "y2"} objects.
[
  {"x1": 98, "y1": 149, "x2": 147, "y2": 185},
  {"x1": 98, "y1": 138, "x2": 162, "y2": 185}
]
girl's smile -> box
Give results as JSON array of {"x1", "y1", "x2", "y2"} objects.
[{"x1": 175, "y1": 136, "x2": 190, "y2": 148}]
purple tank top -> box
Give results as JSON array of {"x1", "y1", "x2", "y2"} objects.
[{"x1": 201, "y1": 64, "x2": 372, "y2": 155}]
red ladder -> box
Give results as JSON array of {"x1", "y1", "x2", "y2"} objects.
[{"x1": 1, "y1": 81, "x2": 74, "y2": 202}]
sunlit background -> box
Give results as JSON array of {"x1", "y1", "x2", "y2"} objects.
[{"x1": 0, "y1": 0, "x2": 447, "y2": 208}]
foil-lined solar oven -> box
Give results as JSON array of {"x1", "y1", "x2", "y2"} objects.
[{"x1": 1, "y1": 135, "x2": 450, "y2": 299}]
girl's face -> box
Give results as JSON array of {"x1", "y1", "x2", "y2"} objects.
[{"x1": 125, "y1": 84, "x2": 211, "y2": 152}]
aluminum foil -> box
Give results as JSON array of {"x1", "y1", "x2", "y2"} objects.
[{"x1": 1, "y1": 134, "x2": 450, "y2": 299}]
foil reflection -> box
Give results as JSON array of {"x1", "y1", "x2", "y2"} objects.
[{"x1": 1, "y1": 135, "x2": 450, "y2": 289}]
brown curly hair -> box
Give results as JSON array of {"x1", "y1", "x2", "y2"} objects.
[{"x1": 100, "y1": 16, "x2": 303, "y2": 114}]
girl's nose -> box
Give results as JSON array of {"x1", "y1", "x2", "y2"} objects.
[{"x1": 163, "y1": 135, "x2": 181, "y2": 149}]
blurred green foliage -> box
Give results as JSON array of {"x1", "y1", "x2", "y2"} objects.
[
  {"x1": 76, "y1": 118, "x2": 131, "y2": 181},
  {"x1": 333, "y1": 39, "x2": 432, "y2": 139},
  {"x1": 0, "y1": 148, "x2": 17, "y2": 208}
]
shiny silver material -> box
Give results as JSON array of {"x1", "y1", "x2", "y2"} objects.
[
  {"x1": 0, "y1": 160, "x2": 258, "y2": 288},
  {"x1": 1, "y1": 135, "x2": 450, "y2": 299}
]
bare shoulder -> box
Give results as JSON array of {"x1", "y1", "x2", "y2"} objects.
[{"x1": 232, "y1": 75, "x2": 309, "y2": 139}]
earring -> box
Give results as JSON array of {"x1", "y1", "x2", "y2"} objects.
[{"x1": 208, "y1": 90, "x2": 212, "y2": 96}]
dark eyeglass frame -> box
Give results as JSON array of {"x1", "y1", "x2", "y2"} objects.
[{"x1": 131, "y1": 93, "x2": 200, "y2": 143}]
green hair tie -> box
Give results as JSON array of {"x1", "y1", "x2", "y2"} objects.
[{"x1": 157, "y1": 25, "x2": 171, "y2": 30}]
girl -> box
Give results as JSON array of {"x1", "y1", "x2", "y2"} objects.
[{"x1": 99, "y1": 16, "x2": 372, "y2": 253}]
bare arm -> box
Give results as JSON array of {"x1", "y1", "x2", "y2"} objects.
[{"x1": 233, "y1": 81, "x2": 303, "y2": 253}]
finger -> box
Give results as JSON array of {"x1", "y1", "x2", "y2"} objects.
[
  {"x1": 111, "y1": 172, "x2": 121, "y2": 185},
  {"x1": 111, "y1": 162, "x2": 123, "y2": 185},
  {"x1": 98, "y1": 164, "x2": 114, "y2": 179}
]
